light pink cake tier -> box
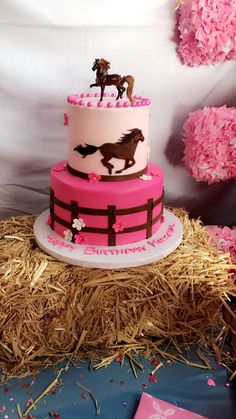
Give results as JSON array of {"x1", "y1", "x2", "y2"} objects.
[
  {"x1": 65, "y1": 93, "x2": 151, "y2": 181},
  {"x1": 49, "y1": 161, "x2": 164, "y2": 246}
]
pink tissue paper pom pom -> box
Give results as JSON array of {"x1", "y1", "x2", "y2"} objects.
[
  {"x1": 206, "y1": 225, "x2": 236, "y2": 267},
  {"x1": 177, "y1": 0, "x2": 236, "y2": 66},
  {"x1": 182, "y1": 106, "x2": 236, "y2": 184}
]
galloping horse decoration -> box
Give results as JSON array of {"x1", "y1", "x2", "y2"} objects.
[
  {"x1": 90, "y1": 58, "x2": 134, "y2": 102},
  {"x1": 74, "y1": 129, "x2": 144, "y2": 175}
]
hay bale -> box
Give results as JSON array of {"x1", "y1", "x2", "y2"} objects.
[
  {"x1": 223, "y1": 298, "x2": 236, "y2": 381},
  {"x1": 0, "y1": 208, "x2": 235, "y2": 378}
]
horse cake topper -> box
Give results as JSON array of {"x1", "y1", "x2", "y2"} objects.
[{"x1": 90, "y1": 58, "x2": 135, "y2": 102}]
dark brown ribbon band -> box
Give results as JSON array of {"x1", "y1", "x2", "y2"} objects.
[{"x1": 66, "y1": 163, "x2": 148, "y2": 182}]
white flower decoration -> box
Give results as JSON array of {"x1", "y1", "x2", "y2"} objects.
[
  {"x1": 139, "y1": 174, "x2": 152, "y2": 181},
  {"x1": 72, "y1": 218, "x2": 86, "y2": 231},
  {"x1": 63, "y1": 229, "x2": 73, "y2": 241}
]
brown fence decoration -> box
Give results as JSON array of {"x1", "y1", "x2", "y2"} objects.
[
  {"x1": 50, "y1": 188, "x2": 163, "y2": 246},
  {"x1": 49, "y1": 189, "x2": 55, "y2": 230}
]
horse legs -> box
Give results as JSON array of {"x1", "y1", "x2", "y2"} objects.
[
  {"x1": 127, "y1": 158, "x2": 136, "y2": 169},
  {"x1": 90, "y1": 82, "x2": 99, "y2": 88},
  {"x1": 116, "y1": 85, "x2": 126, "y2": 100},
  {"x1": 116, "y1": 87, "x2": 120, "y2": 100},
  {"x1": 100, "y1": 84, "x2": 105, "y2": 101},
  {"x1": 115, "y1": 158, "x2": 135, "y2": 174},
  {"x1": 101, "y1": 156, "x2": 114, "y2": 175},
  {"x1": 119, "y1": 85, "x2": 126, "y2": 99}
]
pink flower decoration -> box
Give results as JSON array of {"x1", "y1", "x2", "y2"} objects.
[
  {"x1": 177, "y1": 0, "x2": 236, "y2": 66},
  {"x1": 182, "y1": 106, "x2": 236, "y2": 184},
  {"x1": 26, "y1": 398, "x2": 34, "y2": 407},
  {"x1": 149, "y1": 375, "x2": 158, "y2": 383},
  {"x1": 63, "y1": 113, "x2": 68, "y2": 126},
  {"x1": 0, "y1": 406, "x2": 6, "y2": 412},
  {"x1": 112, "y1": 219, "x2": 124, "y2": 233},
  {"x1": 207, "y1": 378, "x2": 216, "y2": 387},
  {"x1": 88, "y1": 172, "x2": 101, "y2": 183},
  {"x1": 46, "y1": 215, "x2": 51, "y2": 226},
  {"x1": 74, "y1": 234, "x2": 85, "y2": 244}
]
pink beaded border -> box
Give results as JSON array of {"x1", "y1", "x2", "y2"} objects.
[{"x1": 67, "y1": 93, "x2": 151, "y2": 108}]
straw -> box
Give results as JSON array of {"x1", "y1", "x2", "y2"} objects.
[{"x1": 0, "y1": 209, "x2": 235, "y2": 380}]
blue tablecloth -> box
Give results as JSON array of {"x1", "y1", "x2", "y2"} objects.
[{"x1": 0, "y1": 350, "x2": 235, "y2": 419}]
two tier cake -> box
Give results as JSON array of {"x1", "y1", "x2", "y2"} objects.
[{"x1": 35, "y1": 59, "x2": 182, "y2": 267}]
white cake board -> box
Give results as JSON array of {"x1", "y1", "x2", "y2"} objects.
[{"x1": 34, "y1": 209, "x2": 183, "y2": 269}]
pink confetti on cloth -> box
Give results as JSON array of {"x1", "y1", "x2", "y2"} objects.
[
  {"x1": 177, "y1": 0, "x2": 236, "y2": 66},
  {"x1": 134, "y1": 392, "x2": 209, "y2": 419},
  {"x1": 0, "y1": 406, "x2": 7, "y2": 412},
  {"x1": 207, "y1": 378, "x2": 216, "y2": 387},
  {"x1": 148, "y1": 375, "x2": 158, "y2": 383},
  {"x1": 182, "y1": 106, "x2": 236, "y2": 184}
]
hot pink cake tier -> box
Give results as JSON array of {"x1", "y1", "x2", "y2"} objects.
[{"x1": 50, "y1": 161, "x2": 164, "y2": 246}]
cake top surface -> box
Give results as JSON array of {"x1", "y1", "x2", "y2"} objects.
[
  {"x1": 67, "y1": 93, "x2": 151, "y2": 108},
  {"x1": 67, "y1": 58, "x2": 151, "y2": 108}
]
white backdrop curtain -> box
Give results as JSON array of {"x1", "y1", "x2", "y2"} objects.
[{"x1": 0, "y1": 0, "x2": 235, "y2": 225}]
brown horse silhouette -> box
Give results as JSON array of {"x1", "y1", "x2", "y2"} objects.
[
  {"x1": 74, "y1": 129, "x2": 144, "y2": 175},
  {"x1": 90, "y1": 58, "x2": 134, "y2": 102}
]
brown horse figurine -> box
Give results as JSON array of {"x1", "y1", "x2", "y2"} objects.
[
  {"x1": 90, "y1": 58, "x2": 134, "y2": 102},
  {"x1": 74, "y1": 129, "x2": 144, "y2": 175}
]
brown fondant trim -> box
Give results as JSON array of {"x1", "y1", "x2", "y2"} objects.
[
  {"x1": 66, "y1": 163, "x2": 147, "y2": 182},
  {"x1": 152, "y1": 207, "x2": 163, "y2": 226},
  {"x1": 52, "y1": 188, "x2": 163, "y2": 216},
  {"x1": 118, "y1": 208, "x2": 163, "y2": 235},
  {"x1": 117, "y1": 195, "x2": 162, "y2": 215},
  {"x1": 53, "y1": 213, "x2": 109, "y2": 234},
  {"x1": 53, "y1": 206, "x2": 163, "y2": 237},
  {"x1": 50, "y1": 188, "x2": 55, "y2": 229},
  {"x1": 50, "y1": 188, "x2": 164, "y2": 245},
  {"x1": 146, "y1": 198, "x2": 153, "y2": 238},
  {"x1": 107, "y1": 205, "x2": 117, "y2": 246},
  {"x1": 71, "y1": 200, "x2": 78, "y2": 241}
]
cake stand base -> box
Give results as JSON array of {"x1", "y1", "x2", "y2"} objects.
[{"x1": 34, "y1": 208, "x2": 183, "y2": 268}]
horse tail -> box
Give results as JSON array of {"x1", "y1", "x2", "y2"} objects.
[
  {"x1": 123, "y1": 75, "x2": 134, "y2": 102},
  {"x1": 74, "y1": 143, "x2": 99, "y2": 158}
]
